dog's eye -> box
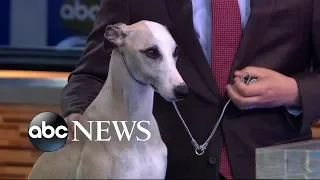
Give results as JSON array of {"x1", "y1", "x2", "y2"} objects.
[
  {"x1": 173, "y1": 47, "x2": 178, "y2": 58},
  {"x1": 144, "y1": 48, "x2": 160, "y2": 59}
]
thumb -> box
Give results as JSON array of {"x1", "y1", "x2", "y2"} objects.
[
  {"x1": 65, "y1": 113, "x2": 82, "y2": 132},
  {"x1": 66, "y1": 113, "x2": 82, "y2": 121},
  {"x1": 65, "y1": 113, "x2": 82, "y2": 124},
  {"x1": 234, "y1": 66, "x2": 267, "y2": 78}
]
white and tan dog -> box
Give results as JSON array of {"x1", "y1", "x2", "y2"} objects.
[{"x1": 27, "y1": 20, "x2": 188, "y2": 179}]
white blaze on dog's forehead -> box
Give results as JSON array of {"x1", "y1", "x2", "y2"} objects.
[
  {"x1": 143, "y1": 21, "x2": 184, "y2": 89},
  {"x1": 142, "y1": 21, "x2": 176, "y2": 54}
]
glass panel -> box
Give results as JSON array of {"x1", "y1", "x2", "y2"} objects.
[{"x1": 0, "y1": 0, "x2": 101, "y2": 71}]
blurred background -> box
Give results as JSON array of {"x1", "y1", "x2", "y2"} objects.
[
  {"x1": 0, "y1": 0, "x2": 101, "y2": 179},
  {"x1": 0, "y1": 0, "x2": 318, "y2": 179}
]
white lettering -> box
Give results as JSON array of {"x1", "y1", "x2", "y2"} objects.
[
  {"x1": 42, "y1": 121, "x2": 55, "y2": 139},
  {"x1": 60, "y1": 0, "x2": 99, "y2": 21},
  {"x1": 55, "y1": 126, "x2": 68, "y2": 139},
  {"x1": 96, "y1": 121, "x2": 112, "y2": 141},
  {"x1": 72, "y1": 121, "x2": 93, "y2": 141},
  {"x1": 113, "y1": 121, "x2": 136, "y2": 141},
  {"x1": 29, "y1": 126, "x2": 42, "y2": 139},
  {"x1": 136, "y1": 121, "x2": 151, "y2": 141}
]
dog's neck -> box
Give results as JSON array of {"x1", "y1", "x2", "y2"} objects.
[
  {"x1": 100, "y1": 49, "x2": 154, "y2": 120},
  {"x1": 89, "y1": 49, "x2": 161, "y2": 145}
]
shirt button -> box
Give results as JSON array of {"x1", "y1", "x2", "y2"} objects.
[{"x1": 208, "y1": 155, "x2": 218, "y2": 165}]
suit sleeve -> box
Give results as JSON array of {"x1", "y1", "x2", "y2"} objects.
[
  {"x1": 292, "y1": 1, "x2": 320, "y2": 132},
  {"x1": 60, "y1": 0, "x2": 131, "y2": 117}
]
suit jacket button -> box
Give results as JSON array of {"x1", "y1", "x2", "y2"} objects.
[{"x1": 208, "y1": 155, "x2": 218, "y2": 165}]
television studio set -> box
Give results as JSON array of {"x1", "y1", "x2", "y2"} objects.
[{"x1": 0, "y1": 0, "x2": 319, "y2": 179}]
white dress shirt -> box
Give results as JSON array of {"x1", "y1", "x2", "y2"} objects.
[{"x1": 191, "y1": 0, "x2": 302, "y2": 116}]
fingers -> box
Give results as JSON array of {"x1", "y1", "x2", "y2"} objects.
[
  {"x1": 67, "y1": 120, "x2": 75, "y2": 144},
  {"x1": 234, "y1": 66, "x2": 268, "y2": 78},
  {"x1": 233, "y1": 77, "x2": 266, "y2": 97},
  {"x1": 226, "y1": 85, "x2": 261, "y2": 110},
  {"x1": 64, "y1": 121, "x2": 74, "y2": 145},
  {"x1": 63, "y1": 113, "x2": 82, "y2": 146},
  {"x1": 66, "y1": 136, "x2": 73, "y2": 144},
  {"x1": 67, "y1": 113, "x2": 82, "y2": 122}
]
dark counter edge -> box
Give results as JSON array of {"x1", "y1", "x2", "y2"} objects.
[
  {"x1": 0, "y1": 46, "x2": 83, "y2": 72},
  {"x1": 256, "y1": 140, "x2": 320, "y2": 151}
]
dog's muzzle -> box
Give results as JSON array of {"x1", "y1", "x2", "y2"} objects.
[{"x1": 173, "y1": 85, "x2": 188, "y2": 99}]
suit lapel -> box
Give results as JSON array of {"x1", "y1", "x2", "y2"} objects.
[
  {"x1": 228, "y1": 0, "x2": 275, "y2": 84},
  {"x1": 165, "y1": 0, "x2": 221, "y2": 104},
  {"x1": 165, "y1": 0, "x2": 275, "y2": 104}
]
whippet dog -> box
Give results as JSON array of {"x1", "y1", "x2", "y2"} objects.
[{"x1": 27, "y1": 20, "x2": 188, "y2": 179}]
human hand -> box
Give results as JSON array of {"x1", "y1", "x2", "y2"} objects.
[
  {"x1": 64, "y1": 113, "x2": 82, "y2": 144},
  {"x1": 226, "y1": 66, "x2": 300, "y2": 110}
]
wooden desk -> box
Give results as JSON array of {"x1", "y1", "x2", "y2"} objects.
[
  {"x1": 0, "y1": 104, "x2": 61, "y2": 179},
  {"x1": 0, "y1": 70, "x2": 67, "y2": 179},
  {"x1": 313, "y1": 122, "x2": 320, "y2": 139}
]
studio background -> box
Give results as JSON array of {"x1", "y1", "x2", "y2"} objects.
[{"x1": 0, "y1": 0, "x2": 318, "y2": 179}]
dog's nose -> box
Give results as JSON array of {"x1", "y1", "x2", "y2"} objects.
[{"x1": 174, "y1": 85, "x2": 188, "y2": 99}]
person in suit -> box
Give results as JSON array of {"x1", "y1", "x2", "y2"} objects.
[{"x1": 61, "y1": 0, "x2": 320, "y2": 179}]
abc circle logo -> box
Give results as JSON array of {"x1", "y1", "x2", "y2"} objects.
[
  {"x1": 60, "y1": 0, "x2": 99, "y2": 21},
  {"x1": 28, "y1": 112, "x2": 68, "y2": 152}
]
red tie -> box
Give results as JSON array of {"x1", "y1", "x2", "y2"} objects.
[{"x1": 211, "y1": 0, "x2": 242, "y2": 179}]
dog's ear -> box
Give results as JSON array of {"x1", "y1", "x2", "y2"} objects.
[{"x1": 104, "y1": 23, "x2": 127, "y2": 46}]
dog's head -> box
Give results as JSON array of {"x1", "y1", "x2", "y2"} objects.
[{"x1": 104, "y1": 20, "x2": 188, "y2": 101}]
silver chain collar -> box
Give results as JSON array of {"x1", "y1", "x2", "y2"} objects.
[{"x1": 172, "y1": 72, "x2": 257, "y2": 155}]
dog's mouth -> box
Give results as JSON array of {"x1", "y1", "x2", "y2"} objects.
[
  {"x1": 149, "y1": 84, "x2": 186, "y2": 102},
  {"x1": 164, "y1": 97, "x2": 184, "y2": 102},
  {"x1": 173, "y1": 98, "x2": 184, "y2": 102}
]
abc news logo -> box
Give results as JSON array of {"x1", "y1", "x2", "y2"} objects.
[
  {"x1": 60, "y1": 0, "x2": 99, "y2": 21},
  {"x1": 28, "y1": 112, "x2": 151, "y2": 152}
]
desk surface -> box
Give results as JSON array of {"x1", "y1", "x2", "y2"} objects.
[{"x1": 0, "y1": 69, "x2": 69, "y2": 105}]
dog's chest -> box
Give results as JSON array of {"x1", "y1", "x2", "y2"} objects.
[{"x1": 111, "y1": 144, "x2": 167, "y2": 179}]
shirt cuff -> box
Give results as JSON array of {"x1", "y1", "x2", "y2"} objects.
[{"x1": 285, "y1": 106, "x2": 303, "y2": 117}]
